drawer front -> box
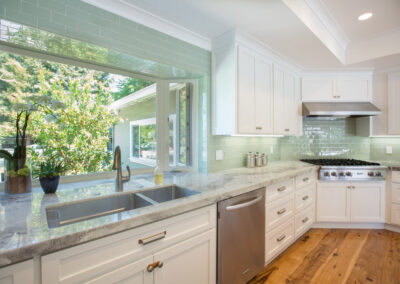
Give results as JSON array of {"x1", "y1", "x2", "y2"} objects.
[
  {"x1": 265, "y1": 218, "x2": 294, "y2": 262},
  {"x1": 392, "y1": 182, "x2": 400, "y2": 204},
  {"x1": 266, "y1": 179, "x2": 295, "y2": 203},
  {"x1": 393, "y1": 171, "x2": 400, "y2": 183},
  {"x1": 294, "y1": 205, "x2": 314, "y2": 238},
  {"x1": 296, "y1": 171, "x2": 316, "y2": 190},
  {"x1": 391, "y1": 203, "x2": 400, "y2": 226},
  {"x1": 42, "y1": 205, "x2": 216, "y2": 284},
  {"x1": 295, "y1": 184, "x2": 314, "y2": 211},
  {"x1": 266, "y1": 194, "x2": 294, "y2": 231}
]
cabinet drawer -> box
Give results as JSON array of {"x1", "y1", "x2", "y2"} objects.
[
  {"x1": 393, "y1": 171, "x2": 400, "y2": 183},
  {"x1": 265, "y1": 218, "x2": 294, "y2": 262},
  {"x1": 295, "y1": 184, "x2": 314, "y2": 211},
  {"x1": 42, "y1": 205, "x2": 216, "y2": 284},
  {"x1": 295, "y1": 205, "x2": 314, "y2": 237},
  {"x1": 266, "y1": 194, "x2": 294, "y2": 231},
  {"x1": 296, "y1": 172, "x2": 316, "y2": 189},
  {"x1": 392, "y1": 182, "x2": 400, "y2": 204},
  {"x1": 0, "y1": 259, "x2": 34, "y2": 284},
  {"x1": 266, "y1": 178, "x2": 294, "y2": 203},
  {"x1": 391, "y1": 203, "x2": 400, "y2": 226}
]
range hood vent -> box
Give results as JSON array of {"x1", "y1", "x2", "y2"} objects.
[{"x1": 302, "y1": 102, "x2": 382, "y2": 118}]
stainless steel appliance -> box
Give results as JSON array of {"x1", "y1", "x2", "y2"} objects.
[
  {"x1": 302, "y1": 102, "x2": 382, "y2": 117},
  {"x1": 300, "y1": 159, "x2": 386, "y2": 181},
  {"x1": 217, "y1": 188, "x2": 265, "y2": 284}
]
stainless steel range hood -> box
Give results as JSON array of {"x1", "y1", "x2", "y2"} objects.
[{"x1": 302, "y1": 102, "x2": 382, "y2": 117}]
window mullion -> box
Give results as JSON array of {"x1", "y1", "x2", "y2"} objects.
[{"x1": 156, "y1": 81, "x2": 169, "y2": 171}]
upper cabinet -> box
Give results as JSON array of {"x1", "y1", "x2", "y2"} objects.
[
  {"x1": 302, "y1": 75, "x2": 372, "y2": 102},
  {"x1": 212, "y1": 31, "x2": 301, "y2": 136},
  {"x1": 388, "y1": 72, "x2": 400, "y2": 135}
]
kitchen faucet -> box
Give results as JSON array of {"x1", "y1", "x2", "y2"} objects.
[{"x1": 113, "y1": 146, "x2": 131, "y2": 192}]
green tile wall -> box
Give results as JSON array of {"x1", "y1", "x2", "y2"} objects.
[{"x1": 370, "y1": 138, "x2": 400, "y2": 162}]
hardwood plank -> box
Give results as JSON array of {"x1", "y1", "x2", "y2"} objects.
[{"x1": 379, "y1": 230, "x2": 400, "y2": 284}]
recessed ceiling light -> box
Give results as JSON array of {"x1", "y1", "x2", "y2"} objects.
[{"x1": 358, "y1": 12, "x2": 373, "y2": 21}]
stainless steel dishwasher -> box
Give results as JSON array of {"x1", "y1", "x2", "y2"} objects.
[{"x1": 217, "y1": 188, "x2": 265, "y2": 284}]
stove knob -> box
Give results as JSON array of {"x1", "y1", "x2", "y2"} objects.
[
  {"x1": 331, "y1": 172, "x2": 337, "y2": 177},
  {"x1": 375, "y1": 172, "x2": 382, "y2": 177},
  {"x1": 339, "y1": 171, "x2": 344, "y2": 177},
  {"x1": 345, "y1": 172, "x2": 352, "y2": 177},
  {"x1": 368, "y1": 171, "x2": 374, "y2": 177},
  {"x1": 324, "y1": 172, "x2": 330, "y2": 177}
]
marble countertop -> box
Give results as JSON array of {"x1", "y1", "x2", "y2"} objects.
[
  {"x1": 378, "y1": 161, "x2": 400, "y2": 171},
  {"x1": 0, "y1": 161, "x2": 317, "y2": 267}
]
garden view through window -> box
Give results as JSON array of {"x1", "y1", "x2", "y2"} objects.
[{"x1": 0, "y1": 20, "x2": 194, "y2": 183}]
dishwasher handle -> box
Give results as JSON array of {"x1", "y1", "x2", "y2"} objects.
[{"x1": 225, "y1": 195, "x2": 263, "y2": 211}]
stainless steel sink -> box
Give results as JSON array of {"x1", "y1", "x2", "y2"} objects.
[
  {"x1": 46, "y1": 185, "x2": 199, "y2": 228},
  {"x1": 46, "y1": 192, "x2": 153, "y2": 228},
  {"x1": 137, "y1": 185, "x2": 199, "y2": 203}
]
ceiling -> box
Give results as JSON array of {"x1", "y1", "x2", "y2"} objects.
[{"x1": 84, "y1": 0, "x2": 400, "y2": 71}]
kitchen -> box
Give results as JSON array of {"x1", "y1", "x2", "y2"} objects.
[{"x1": 0, "y1": 0, "x2": 400, "y2": 283}]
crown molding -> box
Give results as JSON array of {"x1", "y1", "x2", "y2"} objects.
[{"x1": 82, "y1": 0, "x2": 211, "y2": 51}]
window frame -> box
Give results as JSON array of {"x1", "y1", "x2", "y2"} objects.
[{"x1": 129, "y1": 117, "x2": 157, "y2": 167}]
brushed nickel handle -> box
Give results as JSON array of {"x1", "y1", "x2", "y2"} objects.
[
  {"x1": 147, "y1": 261, "x2": 163, "y2": 272},
  {"x1": 277, "y1": 186, "x2": 286, "y2": 192},
  {"x1": 352, "y1": 186, "x2": 356, "y2": 189},
  {"x1": 277, "y1": 208, "x2": 287, "y2": 215},
  {"x1": 226, "y1": 195, "x2": 263, "y2": 211},
  {"x1": 302, "y1": 217, "x2": 309, "y2": 223},
  {"x1": 347, "y1": 186, "x2": 351, "y2": 189},
  {"x1": 302, "y1": 195, "x2": 309, "y2": 201},
  {"x1": 256, "y1": 126, "x2": 262, "y2": 130},
  {"x1": 276, "y1": 234, "x2": 286, "y2": 242},
  {"x1": 139, "y1": 231, "x2": 166, "y2": 245},
  {"x1": 284, "y1": 128, "x2": 290, "y2": 132},
  {"x1": 302, "y1": 177, "x2": 309, "y2": 182}
]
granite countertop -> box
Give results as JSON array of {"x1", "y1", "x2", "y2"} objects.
[
  {"x1": 0, "y1": 161, "x2": 317, "y2": 267},
  {"x1": 378, "y1": 161, "x2": 400, "y2": 171}
]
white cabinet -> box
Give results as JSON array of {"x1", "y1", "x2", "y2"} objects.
[
  {"x1": 42, "y1": 205, "x2": 216, "y2": 284},
  {"x1": 388, "y1": 72, "x2": 400, "y2": 135},
  {"x1": 317, "y1": 182, "x2": 349, "y2": 222},
  {"x1": 0, "y1": 260, "x2": 35, "y2": 284},
  {"x1": 273, "y1": 66, "x2": 301, "y2": 135},
  {"x1": 316, "y1": 182, "x2": 385, "y2": 223},
  {"x1": 212, "y1": 31, "x2": 300, "y2": 136},
  {"x1": 302, "y1": 76, "x2": 371, "y2": 102}
]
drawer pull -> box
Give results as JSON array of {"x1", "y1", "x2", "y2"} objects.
[
  {"x1": 284, "y1": 128, "x2": 290, "y2": 132},
  {"x1": 302, "y1": 177, "x2": 309, "y2": 182},
  {"x1": 276, "y1": 234, "x2": 286, "y2": 242},
  {"x1": 147, "y1": 261, "x2": 163, "y2": 272},
  {"x1": 277, "y1": 186, "x2": 286, "y2": 192},
  {"x1": 256, "y1": 126, "x2": 262, "y2": 130},
  {"x1": 302, "y1": 195, "x2": 309, "y2": 201},
  {"x1": 277, "y1": 208, "x2": 287, "y2": 215},
  {"x1": 139, "y1": 231, "x2": 166, "y2": 245},
  {"x1": 302, "y1": 217, "x2": 309, "y2": 223}
]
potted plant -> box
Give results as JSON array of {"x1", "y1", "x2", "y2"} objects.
[
  {"x1": 0, "y1": 95, "x2": 66, "y2": 194},
  {"x1": 34, "y1": 157, "x2": 66, "y2": 194}
]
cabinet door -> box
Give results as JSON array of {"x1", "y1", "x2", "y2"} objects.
[
  {"x1": 237, "y1": 46, "x2": 255, "y2": 134},
  {"x1": 388, "y1": 72, "x2": 400, "y2": 134},
  {"x1": 350, "y1": 183, "x2": 385, "y2": 222},
  {"x1": 85, "y1": 256, "x2": 153, "y2": 284},
  {"x1": 317, "y1": 182, "x2": 349, "y2": 222},
  {"x1": 153, "y1": 229, "x2": 216, "y2": 284},
  {"x1": 335, "y1": 78, "x2": 369, "y2": 101},
  {"x1": 0, "y1": 260, "x2": 34, "y2": 284},
  {"x1": 273, "y1": 66, "x2": 299, "y2": 135},
  {"x1": 302, "y1": 77, "x2": 333, "y2": 101},
  {"x1": 254, "y1": 57, "x2": 273, "y2": 134}
]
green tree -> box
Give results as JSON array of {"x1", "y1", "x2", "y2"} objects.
[{"x1": 112, "y1": 77, "x2": 153, "y2": 100}]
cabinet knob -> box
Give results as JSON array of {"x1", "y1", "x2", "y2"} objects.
[{"x1": 302, "y1": 217, "x2": 309, "y2": 223}]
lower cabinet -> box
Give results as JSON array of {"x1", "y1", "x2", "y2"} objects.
[
  {"x1": 317, "y1": 182, "x2": 385, "y2": 223},
  {"x1": 41, "y1": 205, "x2": 216, "y2": 284},
  {"x1": 0, "y1": 260, "x2": 35, "y2": 284}
]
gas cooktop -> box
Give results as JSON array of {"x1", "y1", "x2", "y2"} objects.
[{"x1": 300, "y1": 159, "x2": 386, "y2": 181}]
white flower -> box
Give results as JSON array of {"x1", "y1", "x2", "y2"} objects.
[{"x1": 13, "y1": 103, "x2": 29, "y2": 112}]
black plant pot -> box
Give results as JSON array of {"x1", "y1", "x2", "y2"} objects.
[{"x1": 39, "y1": 176, "x2": 60, "y2": 194}]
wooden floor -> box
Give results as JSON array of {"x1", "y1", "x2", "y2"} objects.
[{"x1": 249, "y1": 229, "x2": 400, "y2": 284}]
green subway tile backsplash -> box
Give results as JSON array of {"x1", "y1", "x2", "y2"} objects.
[{"x1": 370, "y1": 138, "x2": 400, "y2": 162}]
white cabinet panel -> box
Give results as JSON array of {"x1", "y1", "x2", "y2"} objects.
[
  {"x1": 350, "y1": 183, "x2": 385, "y2": 222},
  {"x1": 266, "y1": 193, "x2": 294, "y2": 231},
  {"x1": 336, "y1": 78, "x2": 369, "y2": 101},
  {"x1": 0, "y1": 260, "x2": 34, "y2": 284},
  {"x1": 254, "y1": 58, "x2": 273, "y2": 134},
  {"x1": 265, "y1": 218, "x2": 294, "y2": 262},
  {"x1": 388, "y1": 72, "x2": 400, "y2": 135},
  {"x1": 295, "y1": 184, "x2": 314, "y2": 212},
  {"x1": 294, "y1": 205, "x2": 314, "y2": 238},
  {"x1": 302, "y1": 77, "x2": 333, "y2": 101},
  {"x1": 237, "y1": 46, "x2": 256, "y2": 134},
  {"x1": 317, "y1": 182, "x2": 349, "y2": 222},
  {"x1": 153, "y1": 230, "x2": 216, "y2": 284},
  {"x1": 266, "y1": 178, "x2": 295, "y2": 203},
  {"x1": 391, "y1": 203, "x2": 400, "y2": 226}
]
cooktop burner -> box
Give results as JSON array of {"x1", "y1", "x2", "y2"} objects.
[{"x1": 300, "y1": 159, "x2": 380, "y2": 166}]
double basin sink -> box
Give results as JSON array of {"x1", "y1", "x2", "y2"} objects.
[{"x1": 46, "y1": 185, "x2": 199, "y2": 228}]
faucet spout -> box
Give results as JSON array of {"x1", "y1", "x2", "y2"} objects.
[{"x1": 113, "y1": 146, "x2": 131, "y2": 191}]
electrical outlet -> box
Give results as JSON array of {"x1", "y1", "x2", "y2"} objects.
[
  {"x1": 216, "y1": 150, "x2": 224, "y2": 161},
  {"x1": 386, "y1": 146, "x2": 393, "y2": 154},
  {"x1": 270, "y1": 146, "x2": 274, "y2": 154}
]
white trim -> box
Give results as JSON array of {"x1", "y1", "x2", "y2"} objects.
[
  {"x1": 312, "y1": 222, "x2": 385, "y2": 229},
  {"x1": 384, "y1": 223, "x2": 400, "y2": 233},
  {"x1": 129, "y1": 117, "x2": 157, "y2": 166},
  {"x1": 110, "y1": 84, "x2": 156, "y2": 110},
  {"x1": 82, "y1": 0, "x2": 211, "y2": 51}
]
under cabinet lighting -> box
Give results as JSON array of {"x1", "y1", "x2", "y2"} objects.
[{"x1": 358, "y1": 12, "x2": 373, "y2": 21}]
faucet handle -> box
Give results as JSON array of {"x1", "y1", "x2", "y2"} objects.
[{"x1": 122, "y1": 165, "x2": 131, "y2": 182}]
